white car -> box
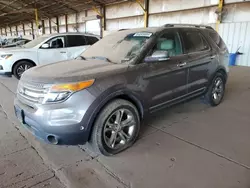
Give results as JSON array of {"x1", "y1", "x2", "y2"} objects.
[{"x1": 0, "y1": 33, "x2": 99, "y2": 79}]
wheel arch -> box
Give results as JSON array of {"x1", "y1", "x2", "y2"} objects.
[
  {"x1": 208, "y1": 67, "x2": 228, "y2": 85},
  {"x1": 12, "y1": 59, "x2": 37, "y2": 73},
  {"x1": 216, "y1": 68, "x2": 228, "y2": 81},
  {"x1": 112, "y1": 94, "x2": 144, "y2": 119},
  {"x1": 86, "y1": 91, "x2": 145, "y2": 141}
]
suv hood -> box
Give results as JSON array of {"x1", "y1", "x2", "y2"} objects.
[
  {"x1": 0, "y1": 46, "x2": 32, "y2": 53},
  {"x1": 22, "y1": 59, "x2": 129, "y2": 83}
]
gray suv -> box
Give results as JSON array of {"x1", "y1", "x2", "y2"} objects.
[{"x1": 14, "y1": 24, "x2": 229, "y2": 156}]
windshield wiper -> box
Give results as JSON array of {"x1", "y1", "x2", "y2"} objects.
[{"x1": 90, "y1": 56, "x2": 111, "y2": 62}]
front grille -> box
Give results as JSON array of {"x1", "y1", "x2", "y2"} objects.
[{"x1": 17, "y1": 81, "x2": 48, "y2": 104}]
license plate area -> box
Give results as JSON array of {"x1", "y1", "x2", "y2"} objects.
[{"x1": 15, "y1": 106, "x2": 24, "y2": 124}]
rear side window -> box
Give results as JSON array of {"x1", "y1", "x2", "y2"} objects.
[
  {"x1": 181, "y1": 30, "x2": 209, "y2": 53},
  {"x1": 85, "y1": 36, "x2": 99, "y2": 45},
  {"x1": 208, "y1": 31, "x2": 227, "y2": 50},
  {"x1": 67, "y1": 35, "x2": 87, "y2": 47}
]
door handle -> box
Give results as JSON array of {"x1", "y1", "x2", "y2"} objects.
[
  {"x1": 177, "y1": 62, "x2": 187, "y2": 67},
  {"x1": 60, "y1": 51, "x2": 67, "y2": 54},
  {"x1": 211, "y1": 55, "x2": 216, "y2": 59}
]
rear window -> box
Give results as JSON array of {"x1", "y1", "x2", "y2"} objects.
[
  {"x1": 208, "y1": 31, "x2": 227, "y2": 50},
  {"x1": 181, "y1": 30, "x2": 209, "y2": 53}
]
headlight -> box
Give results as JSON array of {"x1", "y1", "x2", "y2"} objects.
[
  {"x1": 42, "y1": 79, "x2": 95, "y2": 104},
  {"x1": 43, "y1": 91, "x2": 72, "y2": 103},
  {"x1": 1, "y1": 54, "x2": 12, "y2": 59}
]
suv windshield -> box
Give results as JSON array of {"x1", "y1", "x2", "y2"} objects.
[
  {"x1": 82, "y1": 30, "x2": 153, "y2": 63},
  {"x1": 23, "y1": 36, "x2": 50, "y2": 48}
]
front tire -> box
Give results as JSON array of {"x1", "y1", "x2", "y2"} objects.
[
  {"x1": 90, "y1": 99, "x2": 140, "y2": 156},
  {"x1": 13, "y1": 61, "x2": 34, "y2": 80},
  {"x1": 205, "y1": 72, "x2": 226, "y2": 106}
]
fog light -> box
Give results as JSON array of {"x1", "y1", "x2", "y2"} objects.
[
  {"x1": 0, "y1": 65, "x2": 3, "y2": 70},
  {"x1": 80, "y1": 126, "x2": 85, "y2": 130}
]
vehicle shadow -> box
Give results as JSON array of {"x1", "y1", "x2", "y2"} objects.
[{"x1": 139, "y1": 96, "x2": 209, "y2": 139}]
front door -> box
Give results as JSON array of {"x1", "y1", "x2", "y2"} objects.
[
  {"x1": 37, "y1": 36, "x2": 68, "y2": 65},
  {"x1": 180, "y1": 29, "x2": 214, "y2": 95},
  {"x1": 143, "y1": 29, "x2": 189, "y2": 111}
]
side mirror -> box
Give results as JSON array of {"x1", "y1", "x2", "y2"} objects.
[
  {"x1": 144, "y1": 50, "x2": 169, "y2": 62},
  {"x1": 41, "y1": 43, "x2": 49, "y2": 49}
]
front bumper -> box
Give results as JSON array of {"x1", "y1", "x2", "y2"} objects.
[
  {"x1": 0, "y1": 59, "x2": 13, "y2": 77},
  {"x1": 14, "y1": 89, "x2": 97, "y2": 145},
  {"x1": 0, "y1": 71, "x2": 12, "y2": 77}
]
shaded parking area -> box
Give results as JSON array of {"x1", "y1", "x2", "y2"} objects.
[{"x1": 0, "y1": 66, "x2": 250, "y2": 188}]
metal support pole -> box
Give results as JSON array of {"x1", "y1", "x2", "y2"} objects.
[
  {"x1": 34, "y1": 8, "x2": 39, "y2": 37},
  {"x1": 65, "y1": 15, "x2": 68, "y2": 32},
  {"x1": 216, "y1": 0, "x2": 224, "y2": 31},
  {"x1": 144, "y1": 0, "x2": 149, "y2": 27},
  {"x1": 15, "y1": 25, "x2": 18, "y2": 36},
  {"x1": 135, "y1": 0, "x2": 149, "y2": 28},
  {"x1": 49, "y1": 18, "x2": 52, "y2": 34},
  {"x1": 102, "y1": 6, "x2": 106, "y2": 33},
  {"x1": 23, "y1": 23, "x2": 25, "y2": 36},
  {"x1": 0, "y1": 28, "x2": 2, "y2": 36},
  {"x1": 42, "y1": 20, "x2": 45, "y2": 34},
  {"x1": 75, "y1": 13, "x2": 79, "y2": 32},
  {"x1": 85, "y1": 10, "x2": 87, "y2": 32},
  {"x1": 35, "y1": 8, "x2": 39, "y2": 28},
  {"x1": 92, "y1": 6, "x2": 104, "y2": 37},
  {"x1": 31, "y1": 22, "x2": 34, "y2": 39},
  {"x1": 9, "y1": 26, "x2": 12, "y2": 36},
  {"x1": 56, "y1": 17, "x2": 59, "y2": 33},
  {"x1": 5, "y1": 27, "x2": 7, "y2": 36}
]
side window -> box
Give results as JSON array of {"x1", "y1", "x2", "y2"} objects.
[
  {"x1": 182, "y1": 30, "x2": 209, "y2": 53},
  {"x1": 45, "y1": 36, "x2": 65, "y2": 49},
  {"x1": 86, "y1": 36, "x2": 99, "y2": 45},
  {"x1": 67, "y1": 35, "x2": 87, "y2": 47},
  {"x1": 150, "y1": 31, "x2": 183, "y2": 58},
  {"x1": 208, "y1": 31, "x2": 227, "y2": 50}
]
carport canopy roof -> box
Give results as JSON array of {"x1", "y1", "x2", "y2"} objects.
[{"x1": 0, "y1": 0, "x2": 125, "y2": 27}]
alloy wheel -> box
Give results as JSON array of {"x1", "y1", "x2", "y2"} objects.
[
  {"x1": 16, "y1": 64, "x2": 31, "y2": 77},
  {"x1": 212, "y1": 77, "x2": 224, "y2": 104},
  {"x1": 103, "y1": 109, "x2": 136, "y2": 150}
]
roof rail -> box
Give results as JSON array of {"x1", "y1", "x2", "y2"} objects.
[{"x1": 163, "y1": 24, "x2": 214, "y2": 30}]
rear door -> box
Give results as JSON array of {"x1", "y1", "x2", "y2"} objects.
[
  {"x1": 143, "y1": 29, "x2": 189, "y2": 111},
  {"x1": 180, "y1": 29, "x2": 214, "y2": 95},
  {"x1": 65, "y1": 35, "x2": 89, "y2": 60}
]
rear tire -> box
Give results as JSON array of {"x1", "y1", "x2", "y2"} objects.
[
  {"x1": 13, "y1": 61, "x2": 34, "y2": 80},
  {"x1": 90, "y1": 99, "x2": 140, "y2": 156},
  {"x1": 204, "y1": 72, "x2": 225, "y2": 106}
]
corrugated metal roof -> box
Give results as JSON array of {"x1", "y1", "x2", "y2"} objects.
[{"x1": 0, "y1": 0, "x2": 125, "y2": 27}]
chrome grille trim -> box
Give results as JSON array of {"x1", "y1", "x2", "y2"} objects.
[
  {"x1": 20, "y1": 81, "x2": 45, "y2": 88},
  {"x1": 18, "y1": 92, "x2": 40, "y2": 103},
  {"x1": 17, "y1": 81, "x2": 48, "y2": 104}
]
